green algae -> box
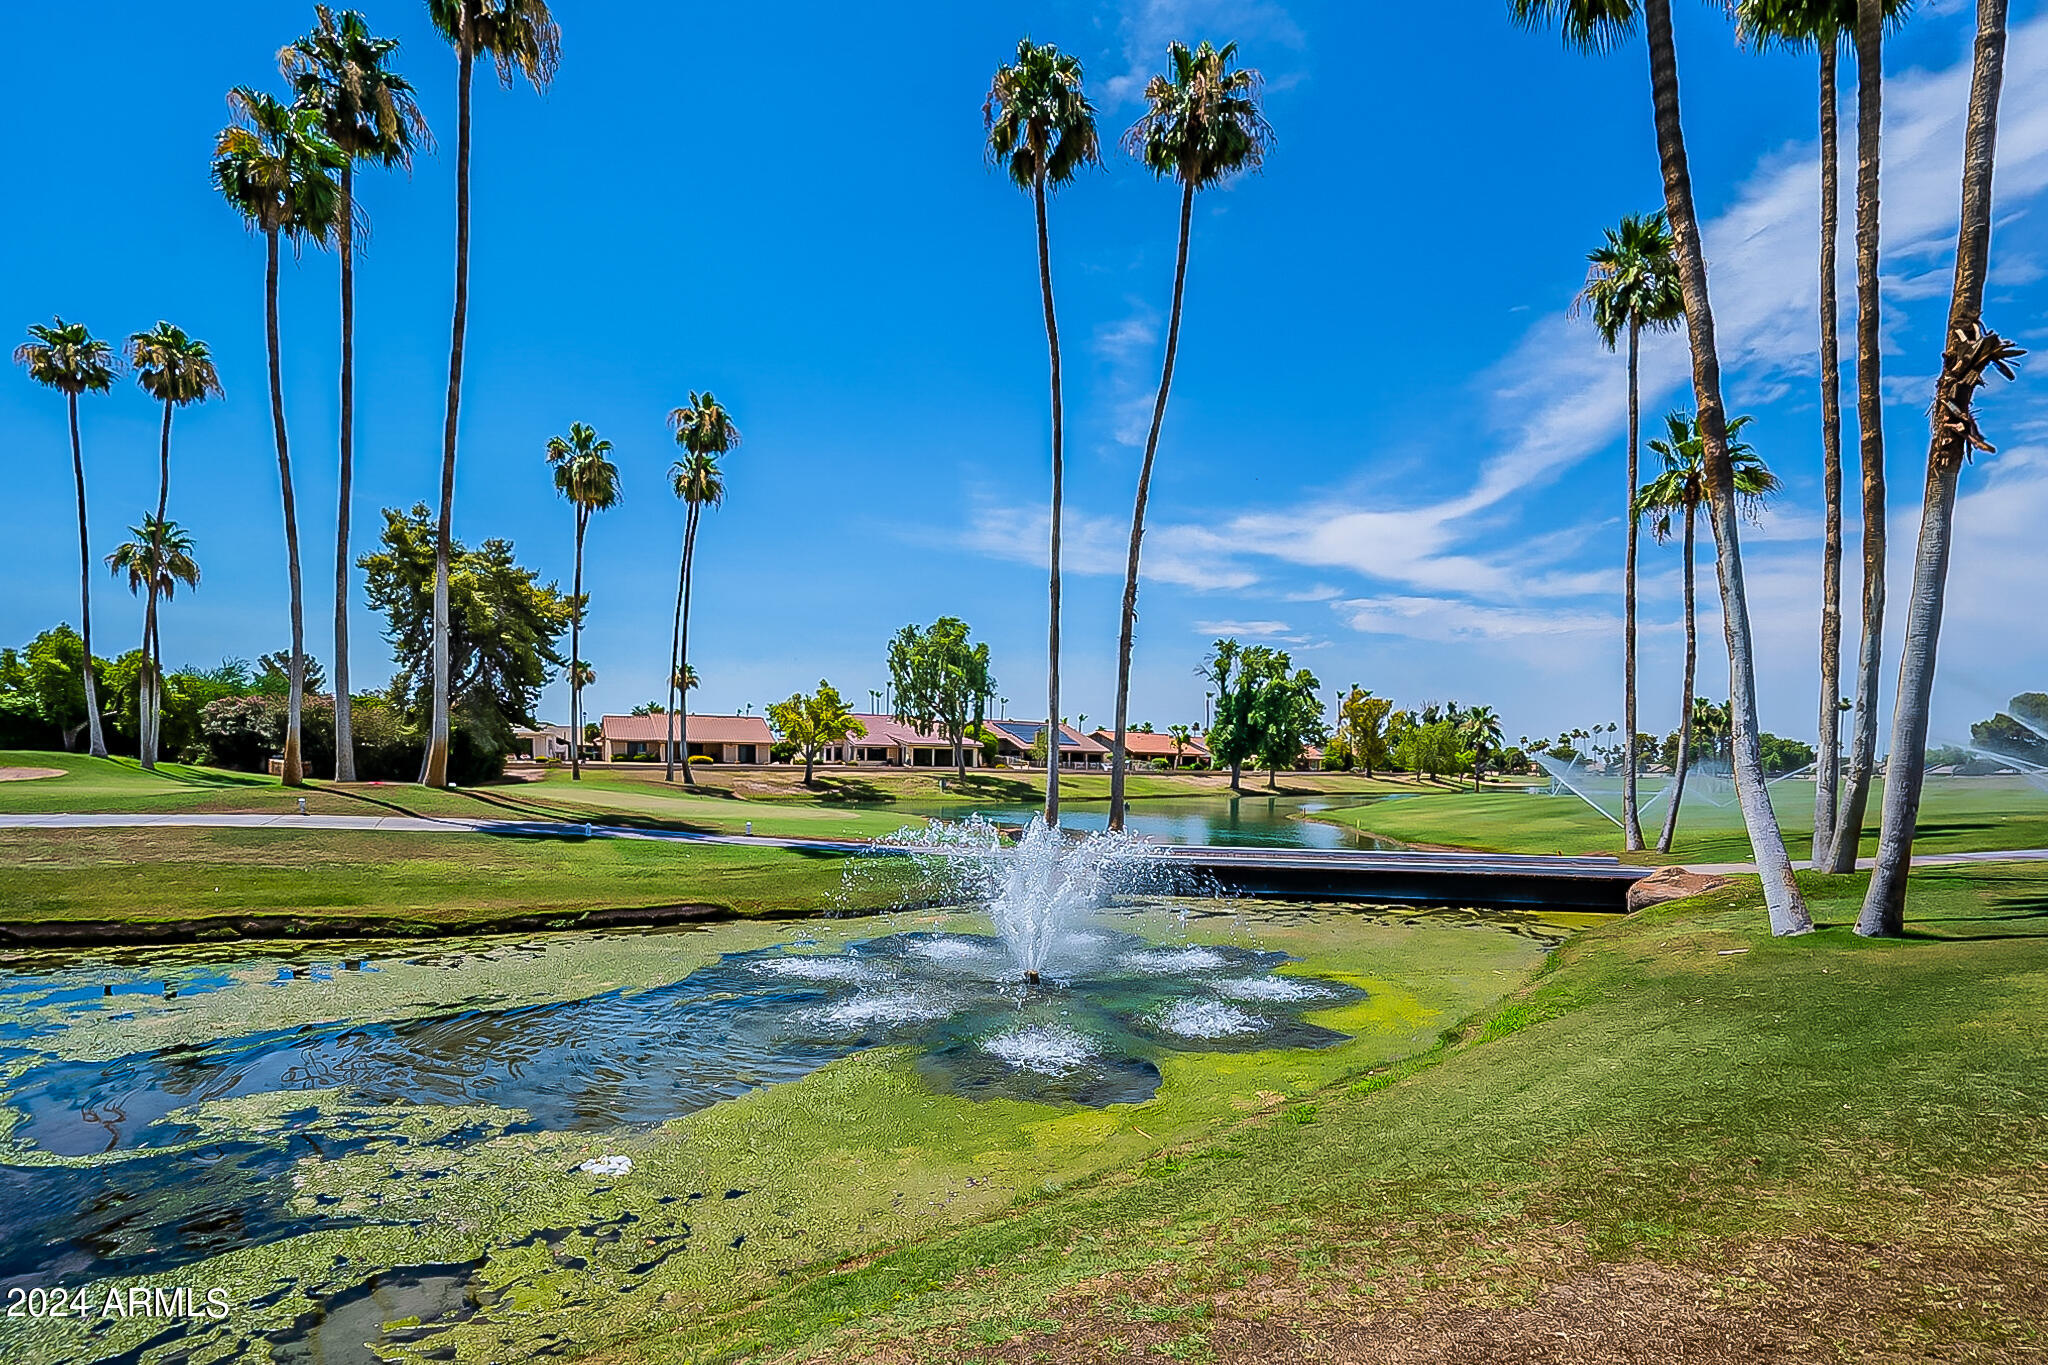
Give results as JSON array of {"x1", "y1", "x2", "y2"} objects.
[{"x1": 0, "y1": 901, "x2": 1571, "y2": 1364}]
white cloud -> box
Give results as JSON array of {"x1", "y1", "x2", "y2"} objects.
[{"x1": 1102, "y1": 0, "x2": 1306, "y2": 107}]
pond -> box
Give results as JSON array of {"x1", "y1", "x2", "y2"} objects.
[
  {"x1": 896, "y1": 792, "x2": 1406, "y2": 849},
  {"x1": 0, "y1": 897, "x2": 1572, "y2": 1364}
]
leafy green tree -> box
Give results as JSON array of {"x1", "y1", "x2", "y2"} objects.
[
  {"x1": 768, "y1": 681, "x2": 868, "y2": 784},
  {"x1": 986, "y1": 37, "x2": 1099, "y2": 828},
  {"x1": 665, "y1": 393, "x2": 740, "y2": 784},
  {"x1": 1332, "y1": 686, "x2": 1393, "y2": 777},
  {"x1": 0, "y1": 627, "x2": 93, "y2": 749},
  {"x1": 1636, "y1": 411, "x2": 1780, "y2": 851},
  {"x1": 213, "y1": 86, "x2": 345, "y2": 787},
  {"x1": 1862, "y1": 3, "x2": 2018, "y2": 935},
  {"x1": 423, "y1": 0, "x2": 560, "y2": 790},
  {"x1": 284, "y1": 4, "x2": 431, "y2": 785},
  {"x1": 1203, "y1": 639, "x2": 1290, "y2": 791},
  {"x1": 14, "y1": 318, "x2": 117, "y2": 759},
  {"x1": 106, "y1": 517, "x2": 201, "y2": 767},
  {"x1": 1510, "y1": 0, "x2": 1810, "y2": 935},
  {"x1": 1252, "y1": 666, "x2": 1326, "y2": 787},
  {"x1": 888, "y1": 617, "x2": 995, "y2": 780},
  {"x1": 546, "y1": 422, "x2": 620, "y2": 782},
  {"x1": 358, "y1": 503, "x2": 570, "y2": 780},
  {"x1": 1108, "y1": 40, "x2": 1272, "y2": 830},
  {"x1": 125, "y1": 322, "x2": 222, "y2": 769},
  {"x1": 1575, "y1": 210, "x2": 1681, "y2": 849}
]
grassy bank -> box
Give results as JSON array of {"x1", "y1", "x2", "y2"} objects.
[
  {"x1": 592, "y1": 864, "x2": 2048, "y2": 1362},
  {"x1": 0, "y1": 827, "x2": 875, "y2": 939},
  {"x1": 0, "y1": 750, "x2": 1422, "y2": 832},
  {"x1": 1320, "y1": 774, "x2": 2048, "y2": 864}
]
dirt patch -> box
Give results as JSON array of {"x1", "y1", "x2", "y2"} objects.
[
  {"x1": 817, "y1": 1232, "x2": 2047, "y2": 1364},
  {"x1": 0, "y1": 766, "x2": 63, "y2": 782},
  {"x1": 1627, "y1": 866, "x2": 1736, "y2": 912}
]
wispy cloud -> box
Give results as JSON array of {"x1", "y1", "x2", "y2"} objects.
[{"x1": 1102, "y1": 0, "x2": 1306, "y2": 106}]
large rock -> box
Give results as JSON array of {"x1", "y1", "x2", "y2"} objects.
[{"x1": 1627, "y1": 865, "x2": 1735, "y2": 913}]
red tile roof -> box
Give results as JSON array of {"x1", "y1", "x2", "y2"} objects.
[
  {"x1": 1091, "y1": 729, "x2": 1210, "y2": 759},
  {"x1": 600, "y1": 713, "x2": 775, "y2": 745},
  {"x1": 990, "y1": 721, "x2": 1108, "y2": 755},
  {"x1": 847, "y1": 715, "x2": 964, "y2": 747}
]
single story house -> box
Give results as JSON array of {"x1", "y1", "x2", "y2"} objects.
[
  {"x1": 986, "y1": 720, "x2": 1109, "y2": 770},
  {"x1": 510, "y1": 724, "x2": 577, "y2": 762},
  {"x1": 1088, "y1": 728, "x2": 1211, "y2": 769},
  {"x1": 820, "y1": 715, "x2": 985, "y2": 768},
  {"x1": 600, "y1": 713, "x2": 775, "y2": 764}
]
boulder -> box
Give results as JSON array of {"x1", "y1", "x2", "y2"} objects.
[{"x1": 1627, "y1": 865, "x2": 1735, "y2": 913}]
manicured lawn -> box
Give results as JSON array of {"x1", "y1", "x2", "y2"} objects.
[
  {"x1": 0, "y1": 827, "x2": 875, "y2": 933},
  {"x1": 594, "y1": 863, "x2": 2048, "y2": 1362},
  {"x1": 1319, "y1": 774, "x2": 2048, "y2": 865}
]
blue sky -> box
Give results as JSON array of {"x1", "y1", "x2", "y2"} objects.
[{"x1": 5, "y1": 0, "x2": 2047, "y2": 750}]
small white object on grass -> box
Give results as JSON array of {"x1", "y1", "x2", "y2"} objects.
[{"x1": 578, "y1": 1155, "x2": 633, "y2": 1177}]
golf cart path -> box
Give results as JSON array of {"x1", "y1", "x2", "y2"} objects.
[{"x1": 5, "y1": 813, "x2": 2047, "y2": 877}]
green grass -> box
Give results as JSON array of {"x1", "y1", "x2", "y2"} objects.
[
  {"x1": 1319, "y1": 774, "x2": 2048, "y2": 864},
  {"x1": 585, "y1": 863, "x2": 2048, "y2": 1362},
  {"x1": 0, "y1": 826, "x2": 870, "y2": 931}
]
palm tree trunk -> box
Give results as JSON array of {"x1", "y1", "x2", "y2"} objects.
[
  {"x1": 1623, "y1": 319, "x2": 1645, "y2": 850},
  {"x1": 68, "y1": 394, "x2": 108, "y2": 760},
  {"x1": 1642, "y1": 0, "x2": 1811, "y2": 935},
  {"x1": 1035, "y1": 174, "x2": 1065, "y2": 830},
  {"x1": 426, "y1": 34, "x2": 474, "y2": 790},
  {"x1": 1827, "y1": 0, "x2": 1889, "y2": 872},
  {"x1": 1657, "y1": 502, "x2": 1699, "y2": 854},
  {"x1": 147, "y1": 608, "x2": 163, "y2": 768},
  {"x1": 264, "y1": 227, "x2": 307, "y2": 788},
  {"x1": 1814, "y1": 39, "x2": 1846, "y2": 862},
  {"x1": 570, "y1": 510, "x2": 586, "y2": 781},
  {"x1": 1109, "y1": 179, "x2": 1196, "y2": 832},
  {"x1": 666, "y1": 509, "x2": 697, "y2": 783},
  {"x1": 334, "y1": 161, "x2": 358, "y2": 784},
  {"x1": 141, "y1": 397, "x2": 175, "y2": 769},
  {"x1": 1860, "y1": 0, "x2": 2009, "y2": 935}
]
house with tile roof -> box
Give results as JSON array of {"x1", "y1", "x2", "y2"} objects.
[
  {"x1": 985, "y1": 720, "x2": 1109, "y2": 770},
  {"x1": 599, "y1": 713, "x2": 776, "y2": 764},
  {"x1": 818, "y1": 714, "x2": 985, "y2": 768},
  {"x1": 1089, "y1": 728, "x2": 1211, "y2": 769}
]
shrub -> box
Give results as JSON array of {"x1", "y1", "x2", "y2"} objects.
[{"x1": 688, "y1": 753, "x2": 714, "y2": 765}]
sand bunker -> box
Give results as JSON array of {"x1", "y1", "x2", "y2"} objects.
[{"x1": 0, "y1": 767, "x2": 62, "y2": 782}]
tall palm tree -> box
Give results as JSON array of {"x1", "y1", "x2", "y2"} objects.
[
  {"x1": 546, "y1": 422, "x2": 620, "y2": 782},
  {"x1": 985, "y1": 38, "x2": 1100, "y2": 831},
  {"x1": 1107, "y1": 39, "x2": 1272, "y2": 832},
  {"x1": 1825, "y1": 0, "x2": 1912, "y2": 872},
  {"x1": 124, "y1": 323, "x2": 221, "y2": 768},
  {"x1": 1636, "y1": 412, "x2": 1783, "y2": 853},
  {"x1": 283, "y1": 5, "x2": 431, "y2": 784},
  {"x1": 1461, "y1": 705, "x2": 1505, "y2": 793},
  {"x1": 422, "y1": 0, "x2": 560, "y2": 789},
  {"x1": 14, "y1": 318, "x2": 118, "y2": 760},
  {"x1": 1574, "y1": 210, "x2": 1683, "y2": 851},
  {"x1": 1733, "y1": 0, "x2": 1908, "y2": 864},
  {"x1": 108, "y1": 518, "x2": 201, "y2": 759},
  {"x1": 1861, "y1": 0, "x2": 2016, "y2": 934},
  {"x1": 666, "y1": 393, "x2": 740, "y2": 785},
  {"x1": 1509, "y1": 0, "x2": 1812, "y2": 935},
  {"x1": 212, "y1": 86, "x2": 345, "y2": 788}
]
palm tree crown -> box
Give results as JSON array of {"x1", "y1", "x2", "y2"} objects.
[
  {"x1": 670, "y1": 392, "x2": 742, "y2": 463},
  {"x1": 548, "y1": 422, "x2": 621, "y2": 512},
  {"x1": 1506, "y1": 0, "x2": 1639, "y2": 52},
  {"x1": 670, "y1": 450, "x2": 727, "y2": 511},
  {"x1": 427, "y1": 0, "x2": 560, "y2": 85},
  {"x1": 1575, "y1": 211, "x2": 1683, "y2": 349},
  {"x1": 211, "y1": 88, "x2": 346, "y2": 241},
  {"x1": 14, "y1": 319, "x2": 117, "y2": 396},
  {"x1": 1733, "y1": 0, "x2": 1911, "y2": 51},
  {"x1": 107, "y1": 517, "x2": 201, "y2": 603},
  {"x1": 126, "y1": 323, "x2": 223, "y2": 409},
  {"x1": 1636, "y1": 411, "x2": 1782, "y2": 536},
  {"x1": 985, "y1": 39, "x2": 1100, "y2": 190},
  {"x1": 282, "y1": 5, "x2": 432, "y2": 167},
  {"x1": 1121, "y1": 40, "x2": 1272, "y2": 189}
]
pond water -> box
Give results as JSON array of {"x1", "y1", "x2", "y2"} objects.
[
  {"x1": 0, "y1": 898, "x2": 1567, "y2": 1364},
  {"x1": 897, "y1": 792, "x2": 1404, "y2": 850}
]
